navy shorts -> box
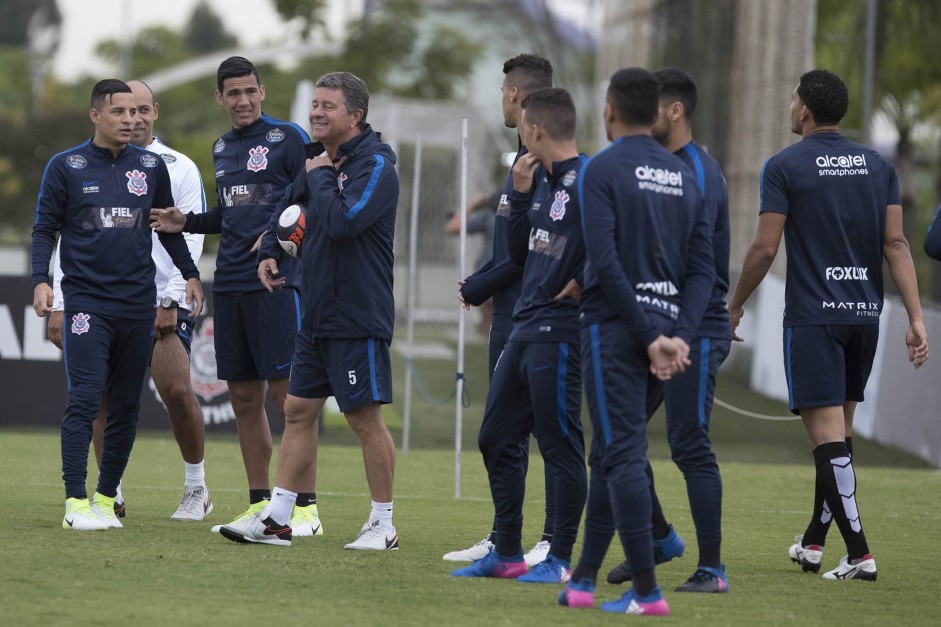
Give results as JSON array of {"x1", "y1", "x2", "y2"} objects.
[
  {"x1": 784, "y1": 324, "x2": 879, "y2": 413},
  {"x1": 288, "y1": 334, "x2": 393, "y2": 413},
  {"x1": 213, "y1": 289, "x2": 300, "y2": 381}
]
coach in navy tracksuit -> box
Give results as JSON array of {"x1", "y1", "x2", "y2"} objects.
[
  {"x1": 229, "y1": 72, "x2": 402, "y2": 551},
  {"x1": 558, "y1": 68, "x2": 714, "y2": 616},
  {"x1": 449, "y1": 53, "x2": 558, "y2": 563},
  {"x1": 32, "y1": 79, "x2": 201, "y2": 531},
  {"x1": 453, "y1": 88, "x2": 587, "y2": 582},
  {"x1": 607, "y1": 68, "x2": 732, "y2": 593}
]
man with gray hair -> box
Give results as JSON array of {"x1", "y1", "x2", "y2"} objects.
[{"x1": 220, "y1": 71, "x2": 402, "y2": 550}]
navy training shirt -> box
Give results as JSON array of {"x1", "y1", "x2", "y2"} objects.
[
  {"x1": 676, "y1": 140, "x2": 731, "y2": 340},
  {"x1": 760, "y1": 132, "x2": 898, "y2": 326},
  {"x1": 32, "y1": 140, "x2": 198, "y2": 320},
  {"x1": 507, "y1": 155, "x2": 588, "y2": 344},
  {"x1": 187, "y1": 114, "x2": 309, "y2": 294},
  {"x1": 578, "y1": 134, "x2": 715, "y2": 347}
]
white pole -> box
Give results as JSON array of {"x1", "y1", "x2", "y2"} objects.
[
  {"x1": 455, "y1": 117, "x2": 469, "y2": 499},
  {"x1": 402, "y1": 140, "x2": 422, "y2": 455}
]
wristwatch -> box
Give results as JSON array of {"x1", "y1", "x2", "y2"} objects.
[{"x1": 160, "y1": 296, "x2": 179, "y2": 309}]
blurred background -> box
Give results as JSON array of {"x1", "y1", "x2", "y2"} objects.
[{"x1": 1, "y1": 0, "x2": 939, "y2": 465}]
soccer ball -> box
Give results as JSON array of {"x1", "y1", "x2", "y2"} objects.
[{"x1": 277, "y1": 203, "x2": 307, "y2": 258}]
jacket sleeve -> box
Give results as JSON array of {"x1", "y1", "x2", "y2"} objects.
[
  {"x1": 184, "y1": 205, "x2": 223, "y2": 234},
  {"x1": 673, "y1": 193, "x2": 716, "y2": 344},
  {"x1": 507, "y1": 188, "x2": 534, "y2": 267},
  {"x1": 460, "y1": 259, "x2": 522, "y2": 307},
  {"x1": 579, "y1": 160, "x2": 660, "y2": 347},
  {"x1": 31, "y1": 159, "x2": 67, "y2": 287},
  {"x1": 925, "y1": 203, "x2": 941, "y2": 261},
  {"x1": 307, "y1": 154, "x2": 397, "y2": 242}
]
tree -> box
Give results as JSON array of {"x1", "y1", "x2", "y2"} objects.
[{"x1": 184, "y1": 1, "x2": 238, "y2": 54}]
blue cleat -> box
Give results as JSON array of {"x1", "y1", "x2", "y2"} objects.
[
  {"x1": 517, "y1": 554, "x2": 571, "y2": 583},
  {"x1": 601, "y1": 586, "x2": 670, "y2": 616},
  {"x1": 606, "y1": 524, "x2": 686, "y2": 584},
  {"x1": 452, "y1": 548, "x2": 528, "y2": 578},
  {"x1": 675, "y1": 564, "x2": 729, "y2": 593},
  {"x1": 558, "y1": 578, "x2": 595, "y2": 608}
]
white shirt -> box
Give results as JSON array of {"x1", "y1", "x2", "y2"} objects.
[{"x1": 53, "y1": 137, "x2": 206, "y2": 311}]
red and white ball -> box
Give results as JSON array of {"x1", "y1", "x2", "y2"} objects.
[{"x1": 277, "y1": 203, "x2": 307, "y2": 258}]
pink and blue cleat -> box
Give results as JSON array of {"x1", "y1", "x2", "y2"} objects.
[
  {"x1": 601, "y1": 586, "x2": 670, "y2": 616},
  {"x1": 451, "y1": 548, "x2": 528, "y2": 578},
  {"x1": 558, "y1": 578, "x2": 595, "y2": 608}
]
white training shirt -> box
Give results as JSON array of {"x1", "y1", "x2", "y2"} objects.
[{"x1": 53, "y1": 137, "x2": 206, "y2": 312}]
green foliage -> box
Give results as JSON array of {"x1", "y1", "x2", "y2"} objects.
[
  {"x1": 0, "y1": 0, "x2": 59, "y2": 47},
  {"x1": 271, "y1": 0, "x2": 328, "y2": 38},
  {"x1": 184, "y1": 1, "x2": 238, "y2": 54}
]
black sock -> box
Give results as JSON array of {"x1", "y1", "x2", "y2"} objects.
[
  {"x1": 296, "y1": 492, "x2": 317, "y2": 507},
  {"x1": 813, "y1": 442, "x2": 870, "y2": 560},
  {"x1": 646, "y1": 463, "x2": 670, "y2": 539},
  {"x1": 802, "y1": 476, "x2": 832, "y2": 547},
  {"x1": 632, "y1": 568, "x2": 656, "y2": 597},
  {"x1": 249, "y1": 489, "x2": 271, "y2": 505},
  {"x1": 846, "y1": 436, "x2": 854, "y2": 457},
  {"x1": 698, "y1": 543, "x2": 721, "y2": 569},
  {"x1": 571, "y1": 563, "x2": 598, "y2": 584}
]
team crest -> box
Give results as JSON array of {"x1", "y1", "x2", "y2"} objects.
[
  {"x1": 266, "y1": 129, "x2": 285, "y2": 143},
  {"x1": 213, "y1": 138, "x2": 226, "y2": 153},
  {"x1": 66, "y1": 155, "x2": 87, "y2": 169},
  {"x1": 126, "y1": 169, "x2": 148, "y2": 196},
  {"x1": 247, "y1": 146, "x2": 269, "y2": 172},
  {"x1": 140, "y1": 154, "x2": 158, "y2": 168},
  {"x1": 71, "y1": 313, "x2": 91, "y2": 335},
  {"x1": 160, "y1": 153, "x2": 177, "y2": 164},
  {"x1": 337, "y1": 172, "x2": 348, "y2": 192},
  {"x1": 562, "y1": 170, "x2": 577, "y2": 187},
  {"x1": 549, "y1": 190, "x2": 569, "y2": 221}
]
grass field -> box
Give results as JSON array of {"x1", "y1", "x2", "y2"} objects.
[{"x1": 2, "y1": 325, "x2": 939, "y2": 625}]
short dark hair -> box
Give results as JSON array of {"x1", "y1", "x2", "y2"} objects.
[
  {"x1": 521, "y1": 87, "x2": 576, "y2": 141},
  {"x1": 503, "y1": 53, "x2": 553, "y2": 94},
  {"x1": 217, "y1": 56, "x2": 260, "y2": 93},
  {"x1": 653, "y1": 67, "x2": 697, "y2": 119},
  {"x1": 91, "y1": 79, "x2": 132, "y2": 109},
  {"x1": 315, "y1": 71, "x2": 370, "y2": 130},
  {"x1": 796, "y1": 69, "x2": 848, "y2": 125},
  {"x1": 606, "y1": 67, "x2": 660, "y2": 127}
]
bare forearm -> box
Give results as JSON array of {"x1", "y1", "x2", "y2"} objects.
[
  {"x1": 885, "y1": 239, "x2": 924, "y2": 323},
  {"x1": 730, "y1": 244, "x2": 776, "y2": 309}
]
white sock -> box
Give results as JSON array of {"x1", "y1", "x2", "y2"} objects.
[
  {"x1": 184, "y1": 461, "x2": 205, "y2": 488},
  {"x1": 371, "y1": 500, "x2": 394, "y2": 531},
  {"x1": 269, "y1": 487, "x2": 297, "y2": 526},
  {"x1": 115, "y1": 480, "x2": 124, "y2": 504}
]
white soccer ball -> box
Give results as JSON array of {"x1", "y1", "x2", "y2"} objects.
[{"x1": 277, "y1": 203, "x2": 307, "y2": 258}]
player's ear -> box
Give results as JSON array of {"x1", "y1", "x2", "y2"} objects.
[
  {"x1": 89, "y1": 108, "x2": 99, "y2": 125},
  {"x1": 215, "y1": 90, "x2": 224, "y2": 106}
]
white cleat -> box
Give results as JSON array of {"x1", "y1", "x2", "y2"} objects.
[
  {"x1": 220, "y1": 516, "x2": 292, "y2": 546},
  {"x1": 442, "y1": 534, "x2": 494, "y2": 562},
  {"x1": 290, "y1": 504, "x2": 324, "y2": 537},
  {"x1": 90, "y1": 493, "x2": 123, "y2": 529},
  {"x1": 524, "y1": 539, "x2": 551, "y2": 567},
  {"x1": 822, "y1": 555, "x2": 877, "y2": 581},
  {"x1": 788, "y1": 534, "x2": 824, "y2": 573},
  {"x1": 63, "y1": 498, "x2": 110, "y2": 531},
  {"x1": 171, "y1": 486, "x2": 214, "y2": 521},
  {"x1": 210, "y1": 501, "x2": 267, "y2": 533},
  {"x1": 344, "y1": 518, "x2": 399, "y2": 551}
]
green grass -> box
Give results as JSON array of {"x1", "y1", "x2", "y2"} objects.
[
  {"x1": 1, "y1": 325, "x2": 937, "y2": 625},
  {"x1": 1, "y1": 431, "x2": 940, "y2": 626}
]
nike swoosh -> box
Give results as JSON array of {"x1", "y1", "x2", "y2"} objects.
[
  {"x1": 264, "y1": 524, "x2": 290, "y2": 536},
  {"x1": 533, "y1": 364, "x2": 552, "y2": 372},
  {"x1": 348, "y1": 388, "x2": 366, "y2": 400},
  {"x1": 275, "y1": 362, "x2": 291, "y2": 370},
  {"x1": 83, "y1": 180, "x2": 98, "y2": 186},
  {"x1": 65, "y1": 517, "x2": 75, "y2": 527},
  {"x1": 385, "y1": 534, "x2": 398, "y2": 549}
]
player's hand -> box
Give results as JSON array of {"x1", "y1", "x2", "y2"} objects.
[
  {"x1": 906, "y1": 319, "x2": 929, "y2": 369},
  {"x1": 33, "y1": 283, "x2": 53, "y2": 317},
  {"x1": 554, "y1": 278, "x2": 582, "y2": 303},
  {"x1": 154, "y1": 305, "x2": 177, "y2": 340},
  {"x1": 259, "y1": 258, "x2": 285, "y2": 292},
  {"x1": 511, "y1": 153, "x2": 539, "y2": 194},
  {"x1": 184, "y1": 278, "x2": 204, "y2": 318},
  {"x1": 150, "y1": 207, "x2": 185, "y2": 233},
  {"x1": 47, "y1": 310, "x2": 63, "y2": 350},
  {"x1": 250, "y1": 231, "x2": 265, "y2": 254},
  {"x1": 729, "y1": 303, "x2": 745, "y2": 342},
  {"x1": 647, "y1": 335, "x2": 691, "y2": 381},
  {"x1": 457, "y1": 279, "x2": 470, "y2": 310}
]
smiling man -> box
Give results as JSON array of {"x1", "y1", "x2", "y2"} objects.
[
  {"x1": 150, "y1": 57, "x2": 320, "y2": 537},
  {"x1": 32, "y1": 79, "x2": 203, "y2": 531}
]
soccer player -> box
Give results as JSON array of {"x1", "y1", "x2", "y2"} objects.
[
  {"x1": 220, "y1": 71, "x2": 400, "y2": 550},
  {"x1": 452, "y1": 88, "x2": 588, "y2": 583},
  {"x1": 48, "y1": 79, "x2": 212, "y2": 521},
  {"x1": 151, "y1": 57, "x2": 322, "y2": 536},
  {"x1": 925, "y1": 203, "x2": 941, "y2": 260},
  {"x1": 728, "y1": 69, "x2": 929, "y2": 581},
  {"x1": 446, "y1": 53, "x2": 558, "y2": 568},
  {"x1": 558, "y1": 67, "x2": 714, "y2": 615},
  {"x1": 32, "y1": 79, "x2": 203, "y2": 531},
  {"x1": 606, "y1": 67, "x2": 731, "y2": 593}
]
